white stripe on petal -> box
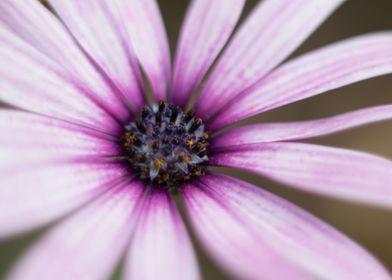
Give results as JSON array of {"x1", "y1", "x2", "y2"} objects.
[
  {"x1": 125, "y1": 190, "x2": 199, "y2": 280},
  {"x1": 171, "y1": 0, "x2": 245, "y2": 107},
  {"x1": 211, "y1": 143, "x2": 392, "y2": 208},
  {"x1": 183, "y1": 180, "x2": 309, "y2": 280},
  {"x1": 0, "y1": 27, "x2": 119, "y2": 132},
  {"x1": 106, "y1": 0, "x2": 171, "y2": 101},
  {"x1": 211, "y1": 32, "x2": 392, "y2": 130},
  {"x1": 195, "y1": 0, "x2": 344, "y2": 120},
  {"x1": 0, "y1": 111, "x2": 124, "y2": 237},
  {"x1": 7, "y1": 182, "x2": 145, "y2": 280},
  {"x1": 184, "y1": 174, "x2": 391, "y2": 280},
  {"x1": 212, "y1": 105, "x2": 392, "y2": 148},
  {"x1": 47, "y1": 0, "x2": 145, "y2": 111},
  {"x1": 0, "y1": 0, "x2": 134, "y2": 121}
]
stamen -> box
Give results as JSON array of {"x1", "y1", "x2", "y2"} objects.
[{"x1": 121, "y1": 101, "x2": 209, "y2": 191}]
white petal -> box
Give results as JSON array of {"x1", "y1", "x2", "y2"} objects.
[
  {"x1": 195, "y1": 0, "x2": 344, "y2": 119},
  {"x1": 210, "y1": 32, "x2": 392, "y2": 130},
  {"x1": 212, "y1": 142, "x2": 392, "y2": 208},
  {"x1": 171, "y1": 0, "x2": 245, "y2": 107},
  {"x1": 0, "y1": 0, "x2": 133, "y2": 120},
  {"x1": 47, "y1": 0, "x2": 146, "y2": 111},
  {"x1": 125, "y1": 190, "x2": 199, "y2": 280},
  {"x1": 0, "y1": 27, "x2": 118, "y2": 131},
  {"x1": 107, "y1": 0, "x2": 171, "y2": 101},
  {"x1": 8, "y1": 182, "x2": 145, "y2": 280},
  {"x1": 184, "y1": 174, "x2": 391, "y2": 280},
  {"x1": 0, "y1": 111, "x2": 123, "y2": 237},
  {"x1": 212, "y1": 105, "x2": 392, "y2": 148}
]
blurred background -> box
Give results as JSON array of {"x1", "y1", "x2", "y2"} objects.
[{"x1": 1, "y1": 0, "x2": 392, "y2": 279}]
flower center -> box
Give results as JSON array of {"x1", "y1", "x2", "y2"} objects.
[{"x1": 121, "y1": 101, "x2": 209, "y2": 191}]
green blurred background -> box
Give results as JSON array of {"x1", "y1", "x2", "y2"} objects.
[{"x1": 1, "y1": 0, "x2": 392, "y2": 279}]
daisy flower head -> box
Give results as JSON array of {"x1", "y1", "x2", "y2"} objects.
[{"x1": 1, "y1": 0, "x2": 392, "y2": 279}]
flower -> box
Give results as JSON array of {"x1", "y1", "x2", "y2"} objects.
[{"x1": 0, "y1": 0, "x2": 392, "y2": 279}]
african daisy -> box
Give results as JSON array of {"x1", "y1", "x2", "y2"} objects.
[{"x1": 0, "y1": 0, "x2": 392, "y2": 279}]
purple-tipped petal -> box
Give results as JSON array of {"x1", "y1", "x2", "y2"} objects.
[
  {"x1": 106, "y1": 0, "x2": 171, "y2": 101},
  {"x1": 171, "y1": 0, "x2": 245, "y2": 107},
  {"x1": 184, "y1": 174, "x2": 391, "y2": 279},
  {"x1": 7, "y1": 182, "x2": 145, "y2": 280},
  {"x1": 210, "y1": 33, "x2": 392, "y2": 130},
  {"x1": 47, "y1": 0, "x2": 145, "y2": 111},
  {"x1": 211, "y1": 143, "x2": 392, "y2": 208},
  {"x1": 0, "y1": 0, "x2": 133, "y2": 120},
  {"x1": 195, "y1": 0, "x2": 344, "y2": 119},
  {"x1": 212, "y1": 105, "x2": 392, "y2": 148},
  {"x1": 125, "y1": 190, "x2": 199, "y2": 280},
  {"x1": 0, "y1": 27, "x2": 119, "y2": 131},
  {"x1": 0, "y1": 111, "x2": 125, "y2": 237}
]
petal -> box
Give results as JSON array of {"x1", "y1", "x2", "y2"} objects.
[
  {"x1": 184, "y1": 174, "x2": 391, "y2": 280},
  {"x1": 0, "y1": 27, "x2": 118, "y2": 131},
  {"x1": 7, "y1": 182, "x2": 145, "y2": 280},
  {"x1": 183, "y1": 182, "x2": 308, "y2": 280},
  {"x1": 0, "y1": 163, "x2": 126, "y2": 239},
  {"x1": 46, "y1": 0, "x2": 145, "y2": 111},
  {"x1": 171, "y1": 0, "x2": 245, "y2": 107},
  {"x1": 211, "y1": 142, "x2": 392, "y2": 208},
  {"x1": 0, "y1": 111, "x2": 124, "y2": 237},
  {"x1": 0, "y1": 110, "x2": 116, "y2": 166},
  {"x1": 106, "y1": 0, "x2": 171, "y2": 101},
  {"x1": 210, "y1": 32, "x2": 392, "y2": 130},
  {"x1": 0, "y1": 0, "x2": 133, "y2": 120},
  {"x1": 195, "y1": 0, "x2": 344, "y2": 119},
  {"x1": 212, "y1": 105, "x2": 392, "y2": 148},
  {"x1": 125, "y1": 190, "x2": 199, "y2": 280}
]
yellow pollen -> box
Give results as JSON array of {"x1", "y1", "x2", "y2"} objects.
[
  {"x1": 121, "y1": 102, "x2": 209, "y2": 190},
  {"x1": 186, "y1": 139, "x2": 194, "y2": 147},
  {"x1": 181, "y1": 155, "x2": 190, "y2": 163},
  {"x1": 154, "y1": 159, "x2": 165, "y2": 169},
  {"x1": 123, "y1": 133, "x2": 136, "y2": 144}
]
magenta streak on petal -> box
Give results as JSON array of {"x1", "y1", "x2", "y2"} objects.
[
  {"x1": 105, "y1": 0, "x2": 171, "y2": 101},
  {"x1": 171, "y1": 0, "x2": 245, "y2": 107},
  {"x1": 7, "y1": 182, "x2": 145, "y2": 280},
  {"x1": 195, "y1": 0, "x2": 344, "y2": 120},
  {"x1": 184, "y1": 173, "x2": 391, "y2": 279},
  {"x1": 183, "y1": 182, "x2": 310, "y2": 280},
  {"x1": 211, "y1": 104, "x2": 392, "y2": 148},
  {"x1": 0, "y1": 110, "x2": 117, "y2": 162},
  {"x1": 0, "y1": 110, "x2": 129, "y2": 238},
  {"x1": 125, "y1": 189, "x2": 199, "y2": 280},
  {"x1": 0, "y1": 163, "x2": 128, "y2": 239},
  {"x1": 46, "y1": 0, "x2": 146, "y2": 113},
  {"x1": 0, "y1": 26, "x2": 121, "y2": 132},
  {"x1": 209, "y1": 32, "x2": 392, "y2": 131},
  {"x1": 211, "y1": 142, "x2": 392, "y2": 208},
  {"x1": 0, "y1": 0, "x2": 135, "y2": 124}
]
